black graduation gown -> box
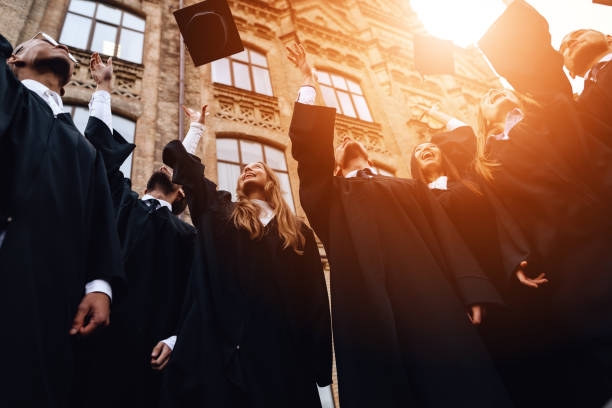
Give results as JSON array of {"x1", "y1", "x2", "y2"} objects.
[
  {"x1": 289, "y1": 102, "x2": 512, "y2": 408},
  {"x1": 72, "y1": 121, "x2": 196, "y2": 408},
  {"x1": 160, "y1": 141, "x2": 332, "y2": 408},
  {"x1": 443, "y1": 100, "x2": 612, "y2": 407},
  {"x1": 0, "y1": 34, "x2": 123, "y2": 407}
]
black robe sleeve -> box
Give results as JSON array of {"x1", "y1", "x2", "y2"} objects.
[
  {"x1": 415, "y1": 182, "x2": 504, "y2": 307},
  {"x1": 84, "y1": 115, "x2": 136, "y2": 211},
  {"x1": 431, "y1": 125, "x2": 477, "y2": 177},
  {"x1": 288, "y1": 102, "x2": 337, "y2": 246},
  {"x1": 478, "y1": 0, "x2": 572, "y2": 100},
  {"x1": 83, "y1": 146, "x2": 125, "y2": 287},
  {"x1": 296, "y1": 225, "x2": 333, "y2": 386},
  {"x1": 0, "y1": 34, "x2": 22, "y2": 143}
]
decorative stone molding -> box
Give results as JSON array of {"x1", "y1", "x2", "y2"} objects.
[
  {"x1": 212, "y1": 83, "x2": 282, "y2": 132},
  {"x1": 335, "y1": 114, "x2": 389, "y2": 156},
  {"x1": 66, "y1": 48, "x2": 144, "y2": 101}
]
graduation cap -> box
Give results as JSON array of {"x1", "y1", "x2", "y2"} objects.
[
  {"x1": 478, "y1": 0, "x2": 572, "y2": 98},
  {"x1": 593, "y1": 0, "x2": 612, "y2": 6},
  {"x1": 173, "y1": 0, "x2": 244, "y2": 67},
  {"x1": 413, "y1": 34, "x2": 455, "y2": 76}
]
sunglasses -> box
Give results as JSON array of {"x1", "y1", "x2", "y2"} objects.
[{"x1": 14, "y1": 32, "x2": 79, "y2": 66}]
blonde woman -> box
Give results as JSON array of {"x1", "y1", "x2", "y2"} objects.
[
  {"x1": 471, "y1": 86, "x2": 612, "y2": 407},
  {"x1": 159, "y1": 106, "x2": 332, "y2": 408}
]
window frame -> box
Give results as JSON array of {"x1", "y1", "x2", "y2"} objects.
[
  {"x1": 212, "y1": 47, "x2": 273, "y2": 96},
  {"x1": 315, "y1": 69, "x2": 374, "y2": 122},
  {"x1": 63, "y1": 104, "x2": 137, "y2": 178},
  {"x1": 59, "y1": 0, "x2": 146, "y2": 64},
  {"x1": 216, "y1": 137, "x2": 294, "y2": 208}
]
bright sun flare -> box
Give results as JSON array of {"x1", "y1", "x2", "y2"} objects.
[{"x1": 410, "y1": 0, "x2": 507, "y2": 48}]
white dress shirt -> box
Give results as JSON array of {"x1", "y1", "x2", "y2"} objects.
[
  {"x1": 585, "y1": 52, "x2": 612, "y2": 83},
  {"x1": 182, "y1": 122, "x2": 206, "y2": 155},
  {"x1": 297, "y1": 85, "x2": 317, "y2": 105},
  {"x1": 489, "y1": 108, "x2": 524, "y2": 142},
  {"x1": 428, "y1": 175, "x2": 448, "y2": 191},
  {"x1": 19, "y1": 79, "x2": 114, "y2": 301},
  {"x1": 141, "y1": 194, "x2": 173, "y2": 211},
  {"x1": 446, "y1": 118, "x2": 469, "y2": 131},
  {"x1": 344, "y1": 167, "x2": 378, "y2": 179}
]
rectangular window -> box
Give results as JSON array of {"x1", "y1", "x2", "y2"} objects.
[
  {"x1": 59, "y1": 0, "x2": 146, "y2": 64},
  {"x1": 316, "y1": 70, "x2": 373, "y2": 122},
  {"x1": 211, "y1": 48, "x2": 273, "y2": 96}
]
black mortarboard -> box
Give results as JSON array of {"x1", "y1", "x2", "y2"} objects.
[
  {"x1": 593, "y1": 0, "x2": 612, "y2": 6},
  {"x1": 413, "y1": 34, "x2": 455, "y2": 76},
  {"x1": 174, "y1": 0, "x2": 244, "y2": 67},
  {"x1": 478, "y1": 0, "x2": 572, "y2": 98}
]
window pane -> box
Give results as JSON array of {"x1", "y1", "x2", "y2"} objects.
[
  {"x1": 59, "y1": 13, "x2": 92, "y2": 49},
  {"x1": 275, "y1": 171, "x2": 295, "y2": 212},
  {"x1": 232, "y1": 50, "x2": 248, "y2": 62},
  {"x1": 217, "y1": 162, "x2": 241, "y2": 202},
  {"x1": 317, "y1": 71, "x2": 332, "y2": 85},
  {"x1": 331, "y1": 74, "x2": 348, "y2": 90},
  {"x1": 90, "y1": 22, "x2": 118, "y2": 56},
  {"x1": 122, "y1": 12, "x2": 145, "y2": 31},
  {"x1": 212, "y1": 58, "x2": 232, "y2": 85},
  {"x1": 68, "y1": 0, "x2": 95, "y2": 16},
  {"x1": 232, "y1": 61, "x2": 251, "y2": 91},
  {"x1": 96, "y1": 4, "x2": 121, "y2": 24},
  {"x1": 320, "y1": 85, "x2": 340, "y2": 113},
  {"x1": 72, "y1": 106, "x2": 89, "y2": 134},
  {"x1": 252, "y1": 66, "x2": 272, "y2": 96},
  {"x1": 337, "y1": 91, "x2": 356, "y2": 118},
  {"x1": 264, "y1": 146, "x2": 287, "y2": 171},
  {"x1": 112, "y1": 115, "x2": 136, "y2": 177},
  {"x1": 250, "y1": 50, "x2": 267, "y2": 67},
  {"x1": 240, "y1": 140, "x2": 263, "y2": 164},
  {"x1": 353, "y1": 95, "x2": 373, "y2": 122},
  {"x1": 216, "y1": 138, "x2": 239, "y2": 162},
  {"x1": 118, "y1": 29, "x2": 143, "y2": 63},
  {"x1": 347, "y1": 79, "x2": 362, "y2": 95}
]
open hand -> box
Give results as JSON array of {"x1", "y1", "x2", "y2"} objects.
[
  {"x1": 286, "y1": 43, "x2": 317, "y2": 86},
  {"x1": 69, "y1": 292, "x2": 110, "y2": 336},
  {"x1": 90, "y1": 52, "x2": 113, "y2": 92},
  {"x1": 468, "y1": 305, "x2": 483, "y2": 325},
  {"x1": 515, "y1": 261, "x2": 548, "y2": 288},
  {"x1": 182, "y1": 104, "x2": 208, "y2": 125},
  {"x1": 151, "y1": 341, "x2": 172, "y2": 371}
]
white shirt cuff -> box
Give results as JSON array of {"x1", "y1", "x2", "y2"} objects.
[
  {"x1": 161, "y1": 335, "x2": 177, "y2": 350},
  {"x1": 89, "y1": 90, "x2": 113, "y2": 133},
  {"x1": 297, "y1": 86, "x2": 316, "y2": 105},
  {"x1": 183, "y1": 122, "x2": 206, "y2": 155},
  {"x1": 85, "y1": 279, "x2": 113, "y2": 302},
  {"x1": 317, "y1": 385, "x2": 334, "y2": 408},
  {"x1": 446, "y1": 118, "x2": 469, "y2": 131}
]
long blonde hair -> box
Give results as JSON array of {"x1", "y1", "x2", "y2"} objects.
[
  {"x1": 230, "y1": 162, "x2": 305, "y2": 254},
  {"x1": 474, "y1": 89, "x2": 539, "y2": 181}
]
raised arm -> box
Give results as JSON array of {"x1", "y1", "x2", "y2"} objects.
[
  {"x1": 287, "y1": 43, "x2": 337, "y2": 245},
  {"x1": 0, "y1": 34, "x2": 25, "y2": 142},
  {"x1": 478, "y1": 0, "x2": 572, "y2": 100},
  {"x1": 84, "y1": 53, "x2": 135, "y2": 208}
]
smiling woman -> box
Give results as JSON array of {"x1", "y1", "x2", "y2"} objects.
[{"x1": 410, "y1": 0, "x2": 506, "y2": 47}]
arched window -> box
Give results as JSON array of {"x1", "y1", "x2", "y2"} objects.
[
  {"x1": 211, "y1": 48, "x2": 273, "y2": 96},
  {"x1": 63, "y1": 105, "x2": 136, "y2": 177},
  {"x1": 59, "y1": 0, "x2": 146, "y2": 63},
  {"x1": 316, "y1": 70, "x2": 373, "y2": 122},
  {"x1": 216, "y1": 138, "x2": 294, "y2": 211}
]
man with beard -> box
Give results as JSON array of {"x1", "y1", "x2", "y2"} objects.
[
  {"x1": 286, "y1": 43, "x2": 512, "y2": 408},
  {"x1": 77, "y1": 55, "x2": 196, "y2": 408},
  {"x1": 0, "y1": 33, "x2": 123, "y2": 407},
  {"x1": 560, "y1": 28, "x2": 612, "y2": 125}
]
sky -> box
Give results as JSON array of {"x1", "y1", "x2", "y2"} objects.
[{"x1": 409, "y1": 0, "x2": 612, "y2": 92}]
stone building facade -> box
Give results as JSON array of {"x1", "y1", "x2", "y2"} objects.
[{"x1": 1, "y1": 0, "x2": 500, "y2": 405}]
